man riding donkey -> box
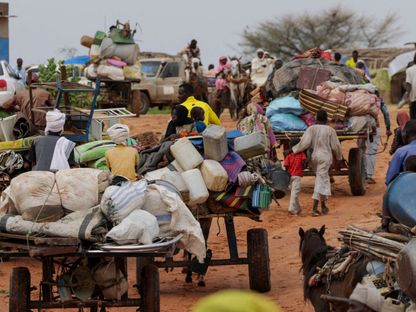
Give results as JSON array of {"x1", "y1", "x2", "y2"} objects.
[{"x1": 213, "y1": 56, "x2": 251, "y2": 119}]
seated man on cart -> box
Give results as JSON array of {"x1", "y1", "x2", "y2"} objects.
[{"x1": 28, "y1": 109, "x2": 76, "y2": 171}]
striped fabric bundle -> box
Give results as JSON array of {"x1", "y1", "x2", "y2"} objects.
[{"x1": 299, "y1": 89, "x2": 348, "y2": 121}]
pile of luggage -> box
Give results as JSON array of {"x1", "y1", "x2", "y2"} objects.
[
  {"x1": 265, "y1": 52, "x2": 381, "y2": 133},
  {"x1": 80, "y1": 22, "x2": 141, "y2": 81},
  {"x1": 141, "y1": 125, "x2": 286, "y2": 216}
]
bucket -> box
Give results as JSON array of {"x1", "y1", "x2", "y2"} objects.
[
  {"x1": 384, "y1": 172, "x2": 416, "y2": 227},
  {"x1": 269, "y1": 169, "x2": 290, "y2": 199}
]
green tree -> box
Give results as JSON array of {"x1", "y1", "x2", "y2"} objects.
[{"x1": 241, "y1": 6, "x2": 402, "y2": 59}]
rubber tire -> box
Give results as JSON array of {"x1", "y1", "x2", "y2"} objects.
[
  {"x1": 140, "y1": 264, "x2": 160, "y2": 312},
  {"x1": 127, "y1": 90, "x2": 143, "y2": 117},
  {"x1": 348, "y1": 147, "x2": 366, "y2": 196},
  {"x1": 9, "y1": 267, "x2": 30, "y2": 312},
  {"x1": 247, "y1": 228, "x2": 271, "y2": 293},
  {"x1": 139, "y1": 92, "x2": 151, "y2": 115}
]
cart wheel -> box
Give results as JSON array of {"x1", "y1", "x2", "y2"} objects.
[
  {"x1": 128, "y1": 90, "x2": 142, "y2": 117},
  {"x1": 139, "y1": 92, "x2": 151, "y2": 115},
  {"x1": 9, "y1": 267, "x2": 30, "y2": 312},
  {"x1": 247, "y1": 228, "x2": 271, "y2": 293},
  {"x1": 348, "y1": 148, "x2": 366, "y2": 196},
  {"x1": 140, "y1": 264, "x2": 160, "y2": 312}
]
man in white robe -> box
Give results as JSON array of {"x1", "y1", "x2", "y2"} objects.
[
  {"x1": 292, "y1": 110, "x2": 343, "y2": 216},
  {"x1": 250, "y1": 49, "x2": 269, "y2": 87}
]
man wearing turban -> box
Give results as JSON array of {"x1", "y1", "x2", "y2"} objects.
[
  {"x1": 105, "y1": 123, "x2": 139, "y2": 181},
  {"x1": 28, "y1": 109, "x2": 75, "y2": 171}
]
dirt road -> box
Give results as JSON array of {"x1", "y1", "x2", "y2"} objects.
[{"x1": 0, "y1": 109, "x2": 394, "y2": 311}]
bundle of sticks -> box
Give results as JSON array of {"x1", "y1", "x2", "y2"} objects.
[{"x1": 339, "y1": 225, "x2": 407, "y2": 262}]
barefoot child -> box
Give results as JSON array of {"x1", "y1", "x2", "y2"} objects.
[{"x1": 284, "y1": 139, "x2": 307, "y2": 215}]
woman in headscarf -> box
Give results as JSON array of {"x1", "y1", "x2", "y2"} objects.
[
  {"x1": 390, "y1": 111, "x2": 410, "y2": 155},
  {"x1": 237, "y1": 101, "x2": 277, "y2": 159},
  {"x1": 163, "y1": 105, "x2": 197, "y2": 141}
]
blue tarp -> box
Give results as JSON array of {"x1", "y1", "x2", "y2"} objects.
[
  {"x1": 266, "y1": 96, "x2": 305, "y2": 117},
  {"x1": 269, "y1": 113, "x2": 307, "y2": 132},
  {"x1": 64, "y1": 55, "x2": 90, "y2": 65}
]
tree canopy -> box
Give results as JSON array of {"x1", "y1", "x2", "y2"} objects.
[{"x1": 241, "y1": 7, "x2": 402, "y2": 59}]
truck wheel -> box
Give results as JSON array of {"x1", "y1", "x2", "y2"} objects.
[
  {"x1": 247, "y1": 228, "x2": 271, "y2": 293},
  {"x1": 128, "y1": 90, "x2": 143, "y2": 116},
  {"x1": 139, "y1": 92, "x2": 151, "y2": 115},
  {"x1": 140, "y1": 264, "x2": 160, "y2": 312},
  {"x1": 9, "y1": 267, "x2": 30, "y2": 312},
  {"x1": 348, "y1": 148, "x2": 366, "y2": 196}
]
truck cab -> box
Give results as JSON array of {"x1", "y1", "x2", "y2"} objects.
[{"x1": 133, "y1": 57, "x2": 186, "y2": 113}]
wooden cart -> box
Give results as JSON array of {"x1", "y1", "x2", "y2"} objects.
[
  {"x1": 138, "y1": 211, "x2": 272, "y2": 293},
  {"x1": 275, "y1": 130, "x2": 369, "y2": 196},
  {"x1": 0, "y1": 233, "x2": 182, "y2": 312}
]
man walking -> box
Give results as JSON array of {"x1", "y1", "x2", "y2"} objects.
[
  {"x1": 292, "y1": 110, "x2": 343, "y2": 216},
  {"x1": 14, "y1": 58, "x2": 26, "y2": 83}
]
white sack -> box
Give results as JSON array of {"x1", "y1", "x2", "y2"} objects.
[
  {"x1": 42, "y1": 206, "x2": 107, "y2": 242},
  {"x1": 0, "y1": 214, "x2": 43, "y2": 234},
  {"x1": 0, "y1": 169, "x2": 111, "y2": 221},
  {"x1": 106, "y1": 210, "x2": 159, "y2": 245},
  {"x1": 93, "y1": 261, "x2": 128, "y2": 300},
  {"x1": 142, "y1": 184, "x2": 206, "y2": 262},
  {"x1": 100, "y1": 180, "x2": 147, "y2": 224},
  {"x1": 1, "y1": 171, "x2": 63, "y2": 222}
]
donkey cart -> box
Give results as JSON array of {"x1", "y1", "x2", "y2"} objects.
[
  {"x1": 137, "y1": 208, "x2": 271, "y2": 293},
  {"x1": 275, "y1": 130, "x2": 369, "y2": 196},
  {"x1": 0, "y1": 233, "x2": 182, "y2": 312}
]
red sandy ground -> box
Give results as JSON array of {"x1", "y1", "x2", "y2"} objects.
[{"x1": 0, "y1": 106, "x2": 397, "y2": 311}]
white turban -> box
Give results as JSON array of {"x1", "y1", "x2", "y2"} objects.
[
  {"x1": 256, "y1": 48, "x2": 264, "y2": 54},
  {"x1": 107, "y1": 123, "x2": 130, "y2": 145},
  {"x1": 192, "y1": 58, "x2": 200, "y2": 64},
  {"x1": 45, "y1": 109, "x2": 66, "y2": 134}
]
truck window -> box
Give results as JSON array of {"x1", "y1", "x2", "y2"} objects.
[
  {"x1": 161, "y1": 62, "x2": 179, "y2": 78},
  {"x1": 141, "y1": 61, "x2": 161, "y2": 78}
]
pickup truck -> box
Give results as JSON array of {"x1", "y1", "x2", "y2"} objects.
[{"x1": 133, "y1": 56, "x2": 187, "y2": 114}]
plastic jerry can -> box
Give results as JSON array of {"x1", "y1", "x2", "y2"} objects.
[
  {"x1": 161, "y1": 170, "x2": 190, "y2": 203},
  {"x1": 181, "y1": 169, "x2": 209, "y2": 206},
  {"x1": 200, "y1": 160, "x2": 228, "y2": 192},
  {"x1": 170, "y1": 138, "x2": 203, "y2": 171},
  {"x1": 202, "y1": 125, "x2": 228, "y2": 161},
  {"x1": 234, "y1": 132, "x2": 268, "y2": 159}
]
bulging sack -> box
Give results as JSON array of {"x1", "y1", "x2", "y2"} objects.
[
  {"x1": 0, "y1": 169, "x2": 110, "y2": 222},
  {"x1": 105, "y1": 209, "x2": 159, "y2": 245},
  {"x1": 93, "y1": 261, "x2": 128, "y2": 300},
  {"x1": 100, "y1": 180, "x2": 147, "y2": 224}
]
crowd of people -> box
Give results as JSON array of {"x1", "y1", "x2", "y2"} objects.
[{"x1": 7, "y1": 37, "x2": 416, "y2": 311}]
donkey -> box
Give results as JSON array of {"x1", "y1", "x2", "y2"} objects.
[
  {"x1": 299, "y1": 225, "x2": 369, "y2": 312},
  {"x1": 228, "y1": 58, "x2": 249, "y2": 120}
]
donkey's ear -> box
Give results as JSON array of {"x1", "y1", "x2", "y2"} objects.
[
  {"x1": 319, "y1": 225, "x2": 326, "y2": 237},
  {"x1": 299, "y1": 227, "x2": 305, "y2": 238}
]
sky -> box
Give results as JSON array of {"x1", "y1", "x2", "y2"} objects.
[{"x1": 4, "y1": 0, "x2": 416, "y2": 67}]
